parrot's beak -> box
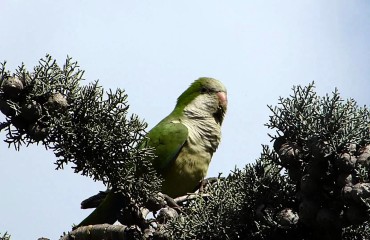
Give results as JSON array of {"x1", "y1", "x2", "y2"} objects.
[{"x1": 217, "y1": 91, "x2": 228, "y2": 111}]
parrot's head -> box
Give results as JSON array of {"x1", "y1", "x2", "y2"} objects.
[{"x1": 176, "y1": 77, "x2": 227, "y2": 125}]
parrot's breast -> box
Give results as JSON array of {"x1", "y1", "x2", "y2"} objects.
[
  {"x1": 161, "y1": 142, "x2": 211, "y2": 197},
  {"x1": 161, "y1": 116, "x2": 221, "y2": 197}
]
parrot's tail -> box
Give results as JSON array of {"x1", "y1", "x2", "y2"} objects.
[
  {"x1": 80, "y1": 190, "x2": 110, "y2": 209},
  {"x1": 76, "y1": 190, "x2": 125, "y2": 228}
]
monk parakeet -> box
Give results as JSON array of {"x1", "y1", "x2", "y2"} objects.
[{"x1": 77, "y1": 77, "x2": 227, "y2": 226}]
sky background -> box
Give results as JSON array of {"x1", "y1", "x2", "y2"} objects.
[{"x1": 0, "y1": 1, "x2": 369, "y2": 239}]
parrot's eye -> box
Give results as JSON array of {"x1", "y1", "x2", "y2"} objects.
[{"x1": 200, "y1": 87, "x2": 209, "y2": 94}]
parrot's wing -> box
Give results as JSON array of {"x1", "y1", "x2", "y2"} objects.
[{"x1": 143, "y1": 120, "x2": 188, "y2": 171}]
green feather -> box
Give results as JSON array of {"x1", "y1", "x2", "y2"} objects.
[{"x1": 144, "y1": 120, "x2": 188, "y2": 172}]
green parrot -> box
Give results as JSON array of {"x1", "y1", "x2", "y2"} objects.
[{"x1": 77, "y1": 77, "x2": 227, "y2": 226}]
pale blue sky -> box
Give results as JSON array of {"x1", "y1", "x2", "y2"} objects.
[{"x1": 1, "y1": 1, "x2": 369, "y2": 239}]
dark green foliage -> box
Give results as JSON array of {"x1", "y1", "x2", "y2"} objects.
[
  {"x1": 0, "y1": 55, "x2": 162, "y2": 204},
  {"x1": 265, "y1": 83, "x2": 370, "y2": 239},
  {"x1": 342, "y1": 223, "x2": 370, "y2": 240},
  {"x1": 267, "y1": 83, "x2": 369, "y2": 155},
  {"x1": 0, "y1": 232, "x2": 11, "y2": 240}
]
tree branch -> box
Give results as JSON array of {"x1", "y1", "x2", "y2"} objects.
[{"x1": 60, "y1": 224, "x2": 127, "y2": 240}]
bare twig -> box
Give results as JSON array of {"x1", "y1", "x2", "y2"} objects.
[{"x1": 174, "y1": 193, "x2": 211, "y2": 205}]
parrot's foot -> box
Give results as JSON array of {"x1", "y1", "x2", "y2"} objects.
[
  {"x1": 161, "y1": 193, "x2": 181, "y2": 210},
  {"x1": 193, "y1": 176, "x2": 225, "y2": 193},
  {"x1": 148, "y1": 193, "x2": 182, "y2": 216}
]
